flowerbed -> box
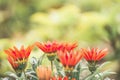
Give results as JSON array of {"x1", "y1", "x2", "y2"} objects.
[{"x1": 2, "y1": 41, "x2": 115, "y2": 80}]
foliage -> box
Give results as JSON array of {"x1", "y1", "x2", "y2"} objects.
[
  {"x1": 1, "y1": 42, "x2": 116, "y2": 80},
  {"x1": 0, "y1": 0, "x2": 120, "y2": 79}
]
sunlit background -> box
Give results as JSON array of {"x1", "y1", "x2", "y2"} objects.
[{"x1": 0, "y1": 0, "x2": 120, "y2": 79}]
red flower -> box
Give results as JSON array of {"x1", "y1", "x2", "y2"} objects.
[
  {"x1": 51, "y1": 76, "x2": 68, "y2": 80},
  {"x1": 51, "y1": 76, "x2": 76, "y2": 80},
  {"x1": 35, "y1": 41, "x2": 59, "y2": 53},
  {"x1": 58, "y1": 42, "x2": 77, "y2": 52},
  {"x1": 36, "y1": 66, "x2": 52, "y2": 80},
  {"x1": 57, "y1": 50, "x2": 83, "y2": 70},
  {"x1": 4, "y1": 45, "x2": 33, "y2": 71},
  {"x1": 81, "y1": 48, "x2": 108, "y2": 61}
]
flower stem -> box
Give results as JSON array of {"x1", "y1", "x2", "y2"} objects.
[
  {"x1": 23, "y1": 70, "x2": 27, "y2": 80},
  {"x1": 88, "y1": 62, "x2": 97, "y2": 74},
  {"x1": 51, "y1": 61, "x2": 53, "y2": 71}
]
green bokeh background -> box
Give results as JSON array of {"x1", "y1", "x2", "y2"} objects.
[{"x1": 0, "y1": 0, "x2": 120, "y2": 79}]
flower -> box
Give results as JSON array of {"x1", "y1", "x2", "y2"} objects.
[
  {"x1": 81, "y1": 48, "x2": 108, "y2": 73},
  {"x1": 4, "y1": 45, "x2": 33, "y2": 73},
  {"x1": 58, "y1": 42, "x2": 78, "y2": 52},
  {"x1": 51, "y1": 76, "x2": 76, "y2": 80},
  {"x1": 57, "y1": 50, "x2": 83, "y2": 71},
  {"x1": 81, "y1": 48, "x2": 108, "y2": 61},
  {"x1": 36, "y1": 66, "x2": 52, "y2": 80},
  {"x1": 51, "y1": 76, "x2": 69, "y2": 80},
  {"x1": 35, "y1": 41, "x2": 59, "y2": 53},
  {"x1": 35, "y1": 41, "x2": 59, "y2": 62}
]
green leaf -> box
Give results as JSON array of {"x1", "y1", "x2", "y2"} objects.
[
  {"x1": 80, "y1": 67, "x2": 88, "y2": 72},
  {"x1": 72, "y1": 63, "x2": 81, "y2": 80},
  {"x1": 54, "y1": 60, "x2": 65, "y2": 77},
  {"x1": 84, "y1": 62, "x2": 115, "y2": 80},
  {"x1": 97, "y1": 62, "x2": 111, "y2": 70},
  {"x1": 30, "y1": 57, "x2": 38, "y2": 71},
  {"x1": 38, "y1": 54, "x2": 45, "y2": 65},
  {"x1": 5, "y1": 71, "x2": 18, "y2": 79},
  {"x1": 97, "y1": 71, "x2": 116, "y2": 79},
  {"x1": 84, "y1": 70, "x2": 99, "y2": 80},
  {"x1": 26, "y1": 69, "x2": 38, "y2": 80}
]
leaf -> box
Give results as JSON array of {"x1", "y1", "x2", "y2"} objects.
[
  {"x1": 97, "y1": 62, "x2": 111, "y2": 70},
  {"x1": 30, "y1": 57, "x2": 37, "y2": 65},
  {"x1": 0, "y1": 78, "x2": 9, "y2": 80},
  {"x1": 30, "y1": 57, "x2": 38, "y2": 71},
  {"x1": 54, "y1": 60, "x2": 65, "y2": 76},
  {"x1": 96, "y1": 70, "x2": 116, "y2": 79},
  {"x1": 80, "y1": 67, "x2": 88, "y2": 72},
  {"x1": 84, "y1": 62, "x2": 115, "y2": 80},
  {"x1": 72, "y1": 63, "x2": 81, "y2": 80},
  {"x1": 27, "y1": 74, "x2": 38, "y2": 80},
  {"x1": 26, "y1": 69, "x2": 38, "y2": 80},
  {"x1": 38, "y1": 54, "x2": 45, "y2": 65},
  {"x1": 5, "y1": 71, "x2": 18, "y2": 79},
  {"x1": 84, "y1": 71, "x2": 99, "y2": 80}
]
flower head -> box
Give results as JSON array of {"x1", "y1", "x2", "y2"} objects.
[
  {"x1": 36, "y1": 66, "x2": 52, "y2": 80},
  {"x1": 35, "y1": 41, "x2": 59, "y2": 62},
  {"x1": 4, "y1": 45, "x2": 33, "y2": 73},
  {"x1": 57, "y1": 50, "x2": 83, "y2": 71},
  {"x1": 35, "y1": 41, "x2": 59, "y2": 53},
  {"x1": 58, "y1": 42, "x2": 77, "y2": 52},
  {"x1": 51, "y1": 76, "x2": 69, "y2": 80},
  {"x1": 81, "y1": 48, "x2": 108, "y2": 73},
  {"x1": 81, "y1": 48, "x2": 108, "y2": 61},
  {"x1": 51, "y1": 76, "x2": 76, "y2": 80}
]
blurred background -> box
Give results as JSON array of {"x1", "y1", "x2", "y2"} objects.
[{"x1": 0, "y1": 0, "x2": 120, "y2": 79}]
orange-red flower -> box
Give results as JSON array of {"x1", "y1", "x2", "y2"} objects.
[
  {"x1": 57, "y1": 50, "x2": 83, "y2": 70},
  {"x1": 51, "y1": 76, "x2": 76, "y2": 80},
  {"x1": 36, "y1": 66, "x2": 52, "y2": 80},
  {"x1": 58, "y1": 42, "x2": 77, "y2": 52},
  {"x1": 81, "y1": 48, "x2": 108, "y2": 61},
  {"x1": 35, "y1": 41, "x2": 59, "y2": 53},
  {"x1": 4, "y1": 45, "x2": 33, "y2": 72},
  {"x1": 51, "y1": 76, "x2": 68, "y2": 80}
]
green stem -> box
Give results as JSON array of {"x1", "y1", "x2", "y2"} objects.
[
  {"x1": 69, "y1": 71, "x2": 73, "y2": 80},
  {"x1": 23, "y1": 70, "x2": 27, "y2": 80},
  {"x1": 65, "y1": 70, "x2": 72, "y2": 79},
  {"x1": 88, "y1": 62, "x2": 97, "y2": 74},
  {"x1": 51, "y1": 61, "x2": 53, "y2": 71}
]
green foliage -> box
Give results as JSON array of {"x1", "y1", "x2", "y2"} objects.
[
  {"x1": 84, "y1": 62, "x2": 116, "y2": 80},
  {"x1": 0, "y1": 0, "x2": 120, "y2": 79}
]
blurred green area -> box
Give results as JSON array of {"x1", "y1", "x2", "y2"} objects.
[{"x1": 0, "y1": 0, "x2": 120, "y2": 79}]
